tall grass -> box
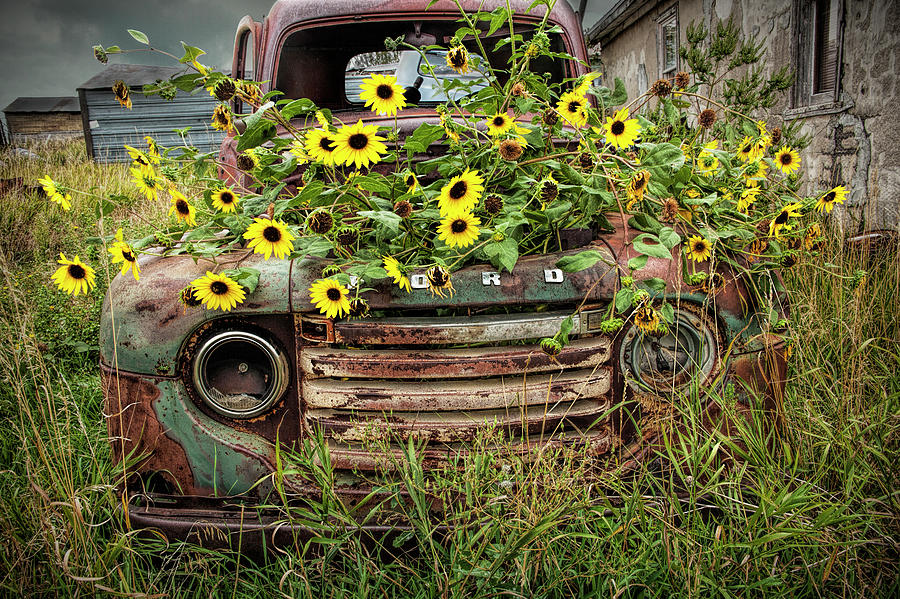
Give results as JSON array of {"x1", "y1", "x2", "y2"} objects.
[{"x1": 1, "y1": 140, "x2": 897, "y2": 597}]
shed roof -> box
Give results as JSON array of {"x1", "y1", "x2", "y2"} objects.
[
  {"x1": 3, "y1": 96, "x2": 80, "y2": 113},
  {"x1": 77, "y1": 64, "x2": 188, "y2": 90}
]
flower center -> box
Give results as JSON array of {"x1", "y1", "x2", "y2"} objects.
[
  {"x1": 376, "y1": 84, "x2": 393, "y2": 99},
  {"x1": 449, "y1": 181, "x2": 468, "y2": 200},
  {"x1": 824, "y1": 191, "x2": 835, "y2": 202},
  {"x1": 210, "y1": 281, "x2": 228, "y2": 295},
  {"x1": 451, "y1": 219, "x2": 467, "y2": 233},
  {"x1": 326, "y1": 287, "x2": 341, "y2": 301},
  {"x1": 774, "y1": 211, "x2": 789, "y2": 224},
  {"x1": 780, "y1": 153, "x2": 792, "y2": 165},
  {"x1": 450, "y1": 50, "x2": 466, "y2": 67},
  {"x1": 348, "y1": 133, "x2": 369, "y2": 150},
  {"x1": 320, "y1": 137, "x2": 335, "y2": 152},
  {"x1": 122, "y1": 248, "x2": 135, "y2": 262},
  {"x1": 405, "y1": 174, "x2": 415, "y2": 187},
  {"x1": 493, "y1": 116, "x2": 505, "y2": 126},
  {"x1": 568, "y1": 100, "x2": 581, "y2": 113},
  {"x1": 693, "y1": 240, "x2": 707, "y2": 252},
  {"x1": 220, "y1": 191, "x2": 234, "y2": 204},
  {"x1": 68, "y1": 264, "x2": 85, "y2": 279},
  {"x1": 176, "y1": 199, "x2": 189, "y2": 215},
  {"x1": 263, "y1": 226, "x2": 282, "y2": 242},
  {"x1": 611, "y1": 121, "x2": 625, "y2": 135}
]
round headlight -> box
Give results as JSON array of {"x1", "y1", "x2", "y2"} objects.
[
  {"x1": 191, "y1": 331, "x2": 289, "y2": 418},
  {"x1": 619, "y1": 308, "x2": 720, "y2": 395}
]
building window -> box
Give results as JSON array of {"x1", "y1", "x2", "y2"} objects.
[
  {"x1": 657, "y1": 8, "x2": 679, "y2": 77},
  {"x1": 794, "y1": 0, "x2": 843, "y2": 109}
]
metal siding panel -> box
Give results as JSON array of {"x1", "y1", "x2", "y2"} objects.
[{"x1": 84, "y1": 90, "x2": 225, "y2": 162}]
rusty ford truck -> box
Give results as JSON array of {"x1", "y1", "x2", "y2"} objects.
[{"x1": 101, "y1": 0, "x2": 788, "y2": 546}]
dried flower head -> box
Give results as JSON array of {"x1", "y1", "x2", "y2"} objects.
[
  {"x1": 579, "y1": 152, "x2": 594, "y2": 170},
  {"x1": 393, "y1": 199, "x2": 412, "y2": 218},
  {"x1": 540, "y1": 178, "x2": 559, "y2": 203},
  {"x1": 674, "y1": 71, "x2": 690, "y2": 88},
  {"x1": 542, "y1": 109, "x2": 559, "y2": 127},
  {"x1": 93, "y1": 45, "x2": 108, "y2": 64},
  {"x1": 236, "y1": 152, "x2": 257, "y2": 171},
  {"x1": 650, "y1": 78, "x2": 672, "y2": 98},
  {"x1": 179, "y1": 285, "x2": 202, "y2": 307},
  {"x1": 112, "y1": 80, "x2": 132, "y2": 110},
  {"x1": 698, "y1": 109, "x2": 717, "y2": 129},
  {"x1": 484, "y1": 194, "x2": 504, "y2": 215},
  {"x1": 540, "y1": 338, "x2": 562, "y2": 357},
  {"x1": 336, "y1": 226, "x2": 359, "y2": 246},
  {"x1": 307, "y1": 210, "x2": 334, "y2": 235},
  {"x1": 349, "y1": 298, "x2": 370, "y2": 319},
  {"x1": 770, "y1": 126, "x2": 783, "y2": 146},
  {"x1": 660, "y1": 197, "x2": 679, "y2": 223},
  {"x1": 511, "y1": 81, "x2": 527, "y2": 97},
  {"x1": 499, "y1": 139, "x2": 523, "y2": 161},
  {"x1": 214, "y1": 79, "x2": 236, "y2": 102}
]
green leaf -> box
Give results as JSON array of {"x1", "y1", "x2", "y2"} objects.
[
  {"x1": 641, "y1": 143, "x2": 685, "y2": 179},
  {"x1": 295, "y1": 237, "x2": 333, "y2": 258},
  {"x1": 659, "y1": 302, "x2": 675, "y2": 323},
  {"x1": 657, "y1": 226, "x2": 682, "y2": 249},
  {"x1": 614, "y1": 288, "x2": 634, "y2": 313},
  {"x1": 637, "y1": 277, "x2": 666, "y2": 292},
  {"x1": 633, "y1": 233, "x2": 673, "y2": 259},
  {"x1": 557, "y1": 315, "x2": 574, "y2": 344},
  {"x1": 280, "y1": 98, "x2": 317, "y2": 120},
  {"x1": 627, "y1": 213, "x2": 662, "y2": 234},
  {"x1": 179, "y1": 42, "x2": 206, "y2": 64},
  {"x1": 627, "y1": 255, "x2": 648, "y2": 271},
  {"x1": 224, "y1": 267, "x2": 261, "y2": 294},
  {"x1": 236, "y1": 101, "x2": 276, "y2": 152},
  {"x1": 556, "y1": 250, "x2": 607, "y2": 272},
  {"x1": 609, "y1": 77, "x2": 628, "y2": 105},
  {"x1": 683, "y1": 192, "x2": 718, "y2": 206},
  {"x1": 358, "y1": 210, "x2": 402, "y2": 238},
  {"x1": 404, "y1": 123, "x2": 446, "y2": 154},
  {"x1": 127, "y1": 29, "x2": 149, "y2": 45},
  {"x1": 486, "y1": 237, "x2": 520, "y2": 273},
  {"x1": 663, "y1": 99, "x2": 679, "y2": 126}
]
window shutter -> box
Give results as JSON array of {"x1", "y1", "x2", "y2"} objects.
[{"x1": 813, "y1": 0, "x2": 839, "y2": 94}]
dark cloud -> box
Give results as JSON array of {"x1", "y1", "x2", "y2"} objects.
[{"x1": 0, "y1": 0, "x2": 273, "y2": 119}]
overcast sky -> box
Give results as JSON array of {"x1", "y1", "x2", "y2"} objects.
[{"x1": 0, "y1": 0, "x2": 613, "y2": 126}]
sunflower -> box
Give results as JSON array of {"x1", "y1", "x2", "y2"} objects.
[
  {"x1": 601, "y1": 107, "x2": 641, "y2": 149},
  {"x1": 774, "y1": 146, "x2": 800, "y2": 175},
  {"x1": 359, "y1": 73, "x2": 407, "y2": 116},
  {"x1": 445, "y1": 45, "x2": 470, "y2": 74},
  {"x1": 805, "y1": 222, "x2": 825, "y2": 251},
  {"x1": 191, "y1": 271, "x2": 246, "y2": 312},
  {"x1": 211, "y1": 104, "x2": 234, "y2": 133},
  {"x1": 303, "y1": 129, "x2": 338, "y2": 166},
  {"x1": 485, "y1": 111, "x2": 514, "y2": 136},
  {"x1": 634, "y1": 304, "x2": 660, "y2": 334},
  {"x1": 737, "y1": 185, "x2": 759, "y2": 212},
  {"x1": 768, "y1": 202, "x2": 803, "y2": 238},
  {"x1": 236, "y1": 151, "x2": 259, "y2": 171},
  {"x1": 438, "y1": 212, "x2": 481, "y2": 248},
  {"x1": 573, "y1": 72, "x2": 600, "y2": 96},
  {"x1": 211, "y1": 187, "x2": 239, "y2": 213},
  {"x1": 131, "y1": 165, "x2": 161, "y2": 200},
  {"x1": 498, "y1": 138, "x2": 523, "y2": 161},
  {"x1": 556, "y1": 91, "x2": 588, "y2": 127},
  {"x1": 426, "y1": 265, "x2": 454, "y2": 298},
  {"x1": 685, "y1": 235, "x2": 712, "y2": 262},
  {"x1": 332, "y1": 120, "x2": 388, "y2": 169},
  {"x1": 112, "y1": 80, "x2": 132, "y2": 109},
  {"x1": 736, "y1": 136, "x2": 759, "y2": 162},
  {"x1": 51, "y1": 253, "x2": 96, "y2": 296},
  {"x1": 742, "y1": 159, "x2": 768, "y2": 183},
  {"x1": 696, "y1": 151, "x2": 719, "y2": 174},
  {"x1": 108, "y1": 229, "x2": 140, "y2": 281},
  {"x1": 124, "y1": 144, "x2": 152, "y2": 168},
  {"x1": 309, "y1": 278, "x2": 351, "y2": 319},
  {"x1": 38, "y1": 175, "x2": 71, "y2": 210},
  {"x1": 383, "y1": 255, "x2": 412, "y2": 294},
  {"x1": 627, "y1": 170, "x2": 650, "y2": 203},
  {"x1": 169, "y1": 190, "x2": 197, "y2": 226},
  {"x1": 144, "y1": 136, "x2": 161, "y2": 161},
  {"x1": 437, "y1": 168, "x2": 484, "y2": 216},
  {"x1": 243, "y1": 217, "x2": 296, "y2": 260},
  {"x1": 815, "y1": 185, "x2": 848, "y2": 213},
  {"x1": 404, "y1": 171, "x2": 418, "y2": 193}
]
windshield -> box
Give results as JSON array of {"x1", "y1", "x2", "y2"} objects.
[{"x1": 275, "y1": 19, "x2": 573, "y2": 110}]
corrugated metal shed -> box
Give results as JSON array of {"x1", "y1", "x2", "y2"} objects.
[{"x1": 78, "y1": 64, "x2": 225, "y2": 162}]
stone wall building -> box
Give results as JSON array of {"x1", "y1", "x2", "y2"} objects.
[
  {"x1": 3, "y1": 97, "x2": 82, "y2": 140},
  {"x1": 588, "y1": 0, "x2": 899, "y2": 232}
]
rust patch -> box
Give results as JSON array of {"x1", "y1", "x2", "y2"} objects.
[{"x1": 102, "y1": 365, "x2": 196, "y2": 493}]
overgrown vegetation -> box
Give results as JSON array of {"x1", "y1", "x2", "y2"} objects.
[{"x1": 1, "y1": 138, "x2": 897, "y2": 596}]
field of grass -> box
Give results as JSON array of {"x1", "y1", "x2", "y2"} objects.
[{"x1": 0, "y1": 139, "x2": 897, "y2": 597}]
